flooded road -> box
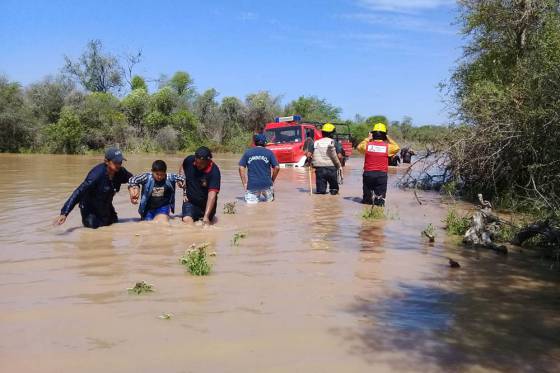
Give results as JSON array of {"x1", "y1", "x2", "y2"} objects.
[{"x1": 1, "y1": 153, "x2": 559, "y2": 372}]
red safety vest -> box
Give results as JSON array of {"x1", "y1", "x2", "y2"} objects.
[{"x1": 364, "y1": 141, "x2": 388, "y2": 172}]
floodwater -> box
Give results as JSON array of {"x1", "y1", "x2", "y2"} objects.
[{"x1": 1, "y1": 154, "x2": 559, "y2": 373}]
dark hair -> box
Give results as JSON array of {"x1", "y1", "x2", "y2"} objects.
[
  {"x1": 322, "y1": 130, "x2": 334, "y2": 138},
  {"x1": 372, "y1": 131, "x2": 388, "y2": 141},
  {"x1": 151, "y1": 160, "x2": 167, "y2": 172}
]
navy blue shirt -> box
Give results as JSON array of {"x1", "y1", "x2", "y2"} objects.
[
  {"x1": 61, "y1": 163, "x2": 132, "y2": 218},
  {"x1": 239, "y1": 147, "x2": 279, "y2": 190},
  {"x1": 182, "y1": 155, "x2": 221, "y2": 208}
]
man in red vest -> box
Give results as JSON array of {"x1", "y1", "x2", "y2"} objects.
[{"x1": 357, "y1": 123, "x2": 400, "y2": 206}]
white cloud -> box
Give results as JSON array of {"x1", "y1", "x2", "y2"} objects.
[{"x1": 357, "y1": 0, "x2": 454, "y2": 13}]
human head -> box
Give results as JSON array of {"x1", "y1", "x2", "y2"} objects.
[
  {"x1": 371, "y1": 122, "x2": 388, "y2": 141},
  {"x1": 151, "y1": 160, "x2": 167, "y2": 182},
  {"x1": 104, "y1": 147, "x2": 126, "y2": 173},
  {"x1": 194, "y1": 146, "x2": 212, "y2": 171},
  {"x1": 321, "y1": 122, "x2": 336, "y2": 138},
  {"x1": 254, "y1": 134, "x2": 267, "y2": 147},
  {"x1": 306, "y1": 128, "x2": 314, "y2": 139}
]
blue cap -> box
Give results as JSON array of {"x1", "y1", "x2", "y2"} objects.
[
  {"x1": 105, "y1": 147, "x2": 126, "y2": 163},
  {"x1": 254, "y1": 134, "x2": 267, "y2": 146}
]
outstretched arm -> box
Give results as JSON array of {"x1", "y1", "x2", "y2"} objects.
[
  {"x1": 55, "y1": 168, "x2": 99, "y2": 225},
  {"x1": 203, "y1": 191, "x2": 218, "y2": 225},
  {"x1": 127, "y1": 172, "x2": 149, "y2": 204}
]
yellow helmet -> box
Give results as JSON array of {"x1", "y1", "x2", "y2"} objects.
[
  {"x1": 372, "y1": 122, "x2": 387, "y2": 133},
  {"x1": 322, "y1": 122, "x2": 336, "y2": 133}
]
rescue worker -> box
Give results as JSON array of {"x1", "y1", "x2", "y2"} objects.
[
  {"x1": 306, "y1": 123, "x2": 342, "y2": 195},
  {"x1": 357, "y1": 123, "x2": 400, "y2": 206}
]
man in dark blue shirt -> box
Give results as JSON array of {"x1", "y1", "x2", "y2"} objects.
[
  {"x1": 55, "y1": 148, "x2": 133, "y2": 229},
  {"x1": 180, "y1": 147, "x2": 221, "y2": 225},
  {"x1": 239, "y1": 134, "x2": 280, "y2": 204}
]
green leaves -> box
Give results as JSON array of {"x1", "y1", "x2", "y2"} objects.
[{"x1": 180, "y1": 243, "x2": 212, "y2": 276}]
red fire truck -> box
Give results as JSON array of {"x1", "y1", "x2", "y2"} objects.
[{"x1": 263, "y1": 116, "x2": 353, "y2": 167}]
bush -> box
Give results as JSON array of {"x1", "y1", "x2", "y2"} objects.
[
  {"x1": 444, "y1": 209, "x2": 471, "y2": 236},
  {"x1": 43, "y1": 107, "x2": 84, "y2": 153},
  {"x1": 154, "y1": 126, "x2": 179, "y2": 151}
]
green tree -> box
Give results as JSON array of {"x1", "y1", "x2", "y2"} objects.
[
  {"x1": 0, "y1": 76, "x2": 35, "y2": 152},
  {"x1": 449, "y1": 0, "x2": 560, "y2": 211},
  {"x1": 150, "y1": 86, "x2": 177, "y2": 116},
  {"x1": 63, "y1": 39, "x2": 123, "y2": 93},
  {"x1": 245, "y1": 91, "x2": 281, "y2": 131},
  {"x1": 284, "y1": 95, "x2": 341, "y2": 122},
  {"x1": 79, "y1": 92, "x2": 126, "y2": 149},
  {"x1": 130, "y1": 75, "x2": 147, "y2": 91},
  {"x1": 25, "y1": 75, "x2": 75, "y2": 124},
  {"x1": 122, "y1": 88, "x2": 150, "y2": 134},
  {"x1": 44, "y1": 107, "x2": 84, "y2": 153},
  {"x1": 168, "y1": 71, "x2": 194, "y2": 97}
]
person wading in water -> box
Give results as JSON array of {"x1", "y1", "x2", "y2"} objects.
[
  {"x1": 55, "y1": 148, "x2": 133, "y2": 229},
  {"x1": 306, "y1": 123, "x2": 342, "y2": 195},
  {"x1": 357, "y1": 123, "x2": 400, "y2": 206}
]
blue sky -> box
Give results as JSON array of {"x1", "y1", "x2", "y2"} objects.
[{"x1": 0, "y1": 0, "x2": 462, "y2": 124}]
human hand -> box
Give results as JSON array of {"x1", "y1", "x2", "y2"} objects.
[
  {"x1": 54, "y1": 215, "x2": 67, "y2": 226},
  {"x1": 202, "y1": 216, "x2": 211, "y2": 226},
  {"x1": 367, "y1": 132, "x2": 373, "y2": 141},
  {"x1": 177, "y1": 180, "x2": 185, "y2": 189}
]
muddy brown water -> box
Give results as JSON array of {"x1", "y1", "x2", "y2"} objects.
[{"x1": 1, "y1": 153, "x2": 559, "y2": 373}]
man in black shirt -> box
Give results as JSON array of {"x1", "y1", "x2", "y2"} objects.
[
  {"x1": 180, "y1": 147, "x2": 221, "y2": 225},
  {"x1": 55, "y1": 148, "x2": 133, "y2": 229}
]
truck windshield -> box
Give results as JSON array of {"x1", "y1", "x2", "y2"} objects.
[{"x1": 265, "y1": 127, "x2": 302, "y2": 144}]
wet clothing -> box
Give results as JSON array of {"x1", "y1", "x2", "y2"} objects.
[
  {"x1": 128, "y1": 172, "x2": 184, "y2": 219},
  {"x1": 358, "y1": 139, "x2": 394, "y2": 206},
  {"x1": 245, "y1": 187, "x2": 274, "y2": 203},
  {"x1": 181, "y1": 155, "x2": 221, "y2": 219},
  {"x1": 61, "y1": 163, "x2": 132, "y2": 228},
  {"x1": 182, "y1": 201, "x2": 216, "y2": 222},
  {"x1": 362, "y1": 171, "x2": 388, "y2": 206},
  {"x1": 144, "y1": 205, "x2": 171, "y2": 221},
  {"x1": 401, "y1": 148, "x2": 414, "y2": 164},
  {"x1": 311, "y1": 137, "x2": 341, "y2": 194},
  {"x1": 315, "y1": 166, "x2": 339, "y2": 195},
  {"x1": 239, "y1": 146, "x2": 279, "y2": 191},
  {"x1": 389, "y1": 155, "x2": 401, "y2": 167}
]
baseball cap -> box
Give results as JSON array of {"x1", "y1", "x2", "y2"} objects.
[
  {"x1": 194, "y1": 146, "x2": 212, "y2": 160},
  {"x1": 105, "y1": 147, "x2": 126, "y2": 163},
  {"x1": 254, "y1": 134, "x2": 267, "y2": 146}
]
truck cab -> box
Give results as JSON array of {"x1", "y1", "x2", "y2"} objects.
[{"x1": 263, "y1": 116, "x2": 353, "y2": 167}]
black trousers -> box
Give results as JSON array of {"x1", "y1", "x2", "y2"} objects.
[
  {"x1": 362, "y1": 171, "x2": 388, "y2": 206},
  {"x1": 80, "y1": 206, "x2": 118, "y2": 229},
  {"x1": 315, "y1": 167, "x2": 339, "y2": 195}
]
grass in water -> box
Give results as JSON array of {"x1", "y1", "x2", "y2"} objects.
[
  {"x1": 232, "y1": 232, "x2": 247, "y2": 246},
  {"x1": 127, "y1": 281, "x2": 154, "y2": 295},
  {"x1": 444, "y1": 208, "x2": 471, "y2": 236},
  {"x1": 180, "y1": 243, "x2": 212, "y2": 276},
  {"x1": 422, "y1": 223, "x2": 436, "y2": 242},
  {"x1": 361, "y1": 205, "x2": 398, "y2": 220},
  {"x1": 223, "y1": 202, "x2": 237, "y2": 215}
]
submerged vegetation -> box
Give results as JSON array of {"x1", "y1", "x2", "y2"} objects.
[
  {"x1": 127, "y1": 281, "x2": 154, "y2": 295},
  {"x1": 231, "y1": 232, "x2": 247, "y2": 246},
  {"x1": 223, "y1": 202, "x2": 237, "y2": 215},
  {"x1": 361, "y1": 206, "x2": 386, "y2": 221},
  {"x1": 180, "y1": 243, "x2": 212, "y2": 276}
]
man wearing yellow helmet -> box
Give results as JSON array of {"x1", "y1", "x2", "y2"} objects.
[
  {"x1": 305, "y1": 123, "x2": 342, "y2": 195},
  {"x1": 357, "y1": 122, "x2": 400, "y2": 206}
]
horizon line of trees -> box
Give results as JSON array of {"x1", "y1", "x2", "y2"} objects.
[{"x1": 0, "y1": 39, "x2": 446, "y2": 155}]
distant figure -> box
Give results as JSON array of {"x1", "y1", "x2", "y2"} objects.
[
  {"x1": 180, "y1": 147, "x2": 221, "y2": 225},
  {"x1": 55, "y1": 148, "x2": 132, "y2": 229},
  {"x1": 400, "y1": 147, "x2": 415, "y2": 164},
  {"x1": 307, "y1": 123, "x2": 342, "y2": 195},
  {"x1": 239, "y1": 134, "x2": 280, "y2": 204},
  {"x1": 128, "y1": 160, "x2": 185, "y2": 222},
  {"x1": 389, "y1": 154, "x2": 401, "y2": 167},
  {"x1": 357, "y1": 123, "x2": 400, "y2": 206}
]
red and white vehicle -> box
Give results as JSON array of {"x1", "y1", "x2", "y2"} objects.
[{"x1": 262, "y1": 116, "x2": 354, "y2": 167}]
